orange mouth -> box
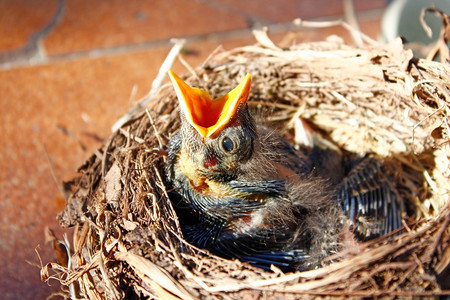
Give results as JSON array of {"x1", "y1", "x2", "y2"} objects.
[{"x1": 168, "y1": 70, "x2": 251, "y2": 138}]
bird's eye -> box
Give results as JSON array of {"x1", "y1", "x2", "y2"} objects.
[{"x1": 221, "y1": 136, "x2": 235, "y2": 153}]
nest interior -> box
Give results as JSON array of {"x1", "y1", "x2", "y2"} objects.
[{"x1": 42, "y1": 33, "x2": 450, "y2": 299}]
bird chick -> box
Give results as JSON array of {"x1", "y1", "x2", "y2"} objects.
[{"x1": 165, "y1": 71, "x2": 402, "y2": 271}]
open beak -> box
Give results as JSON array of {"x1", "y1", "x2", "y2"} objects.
[{"x1": 168, "y1": 70, "x2": 251, "y2": 139}]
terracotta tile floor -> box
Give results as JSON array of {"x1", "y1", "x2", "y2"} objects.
[{"x1": 0, "y1": 0, "x2": 387, "y2": 298}]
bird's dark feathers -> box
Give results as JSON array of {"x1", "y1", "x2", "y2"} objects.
[
  {"x1": 338, "y1": 156, "x2": 402, "y2": 240},
  {"x1": 227, "y1": 180, "x2": 287, "y2": 197}
]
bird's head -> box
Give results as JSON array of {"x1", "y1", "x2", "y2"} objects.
[{"x1": 168, "y1": 71, "x2": 256, "y2": 180}]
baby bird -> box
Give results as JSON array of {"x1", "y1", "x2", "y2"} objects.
[{"x1": 165, "y1": 71, "x2": 402, "y2": 271}]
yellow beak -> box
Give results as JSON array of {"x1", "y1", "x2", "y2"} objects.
[{"x1": 168, "y1": 70, "x2": 251, "y2": 139}]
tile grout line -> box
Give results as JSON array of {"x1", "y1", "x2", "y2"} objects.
[
  {"x1": 0, "y1": 0, "x2": 65, "y2": 67},
  {"x1": 36, "y1": 0, "x2": 66, "y2": 59}
]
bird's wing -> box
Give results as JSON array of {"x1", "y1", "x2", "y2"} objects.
[
  {"x1": 209, "y1": 225, "x2": 311, "y2": 271},
  {"x1": 183, "y1": 206, "x2": 311, "y2": 271},
  {"x1": 238, "y1": 250, "x2": 308, "y2": 271},
  {"x1": 337, "y1": 156, "x2": 403, "y2": 240}
]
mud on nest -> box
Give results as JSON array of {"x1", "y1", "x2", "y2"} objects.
[{"x1": 41, "y1": 32, "x2": 449, "y2": 299}]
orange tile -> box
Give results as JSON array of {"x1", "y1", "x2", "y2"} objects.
[
  {"x1": 353, "y1": 0, "x2": 387, "y2": 12},
  {"x1": 0, "y1": 0, "x2": 60, "y2": 52},
  {"x1": 216, "y1": 0, "x2": 386, "y2": 23},
  {"x1": 43, "y1": 0, "x2": 249, "y2": 56}
]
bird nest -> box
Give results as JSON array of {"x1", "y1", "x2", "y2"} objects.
[{"x1": 42, "y1": 30, "x2": 449, "y2": 299}]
